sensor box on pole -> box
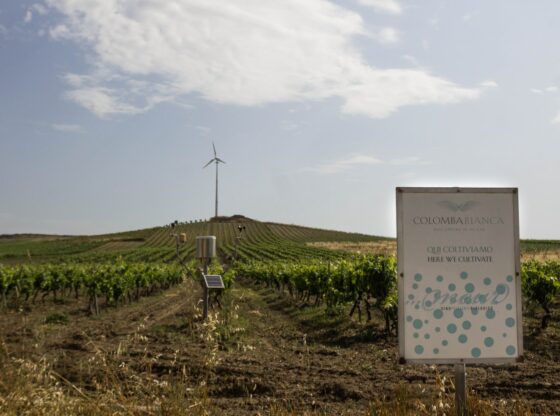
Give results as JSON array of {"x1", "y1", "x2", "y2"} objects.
[{"x1": 196, "y1": 236, "x2": 216, "y2": 259}]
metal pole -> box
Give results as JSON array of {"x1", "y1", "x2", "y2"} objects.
[
  {"x1": 455, "y1": 363, "x2": 467, "y2": 416},
  {"x1": 203, "y1": 259, "x2": 209, "y2": 320}
]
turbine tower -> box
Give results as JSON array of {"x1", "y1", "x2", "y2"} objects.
[{"x1": 203, "y1": 142, "x2": 226, "y2": 218}]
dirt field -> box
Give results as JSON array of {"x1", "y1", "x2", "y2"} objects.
[{"x1": 1, "y1": 278, "x2": 559, "y2": 415}]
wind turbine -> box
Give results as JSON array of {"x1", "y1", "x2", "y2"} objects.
[{"x1": 203, "y1": 142, "x2": 226, "y2": 218}]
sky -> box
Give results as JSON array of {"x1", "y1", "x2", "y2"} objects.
[{"x1": 1, "y1": 0, "x2": 560, "y2": 238}]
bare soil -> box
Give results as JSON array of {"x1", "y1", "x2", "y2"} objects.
[{"x1": 1, "y1": 279, "x2": 559, "y2": 415}]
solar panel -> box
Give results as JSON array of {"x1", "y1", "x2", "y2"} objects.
[{"x1": 203, "y1": 274, "x2": 225, "y2": 289}]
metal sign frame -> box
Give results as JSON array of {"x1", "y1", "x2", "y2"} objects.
[{"x1": 396, "y1": 187, "x2": 522, "y2": 365}]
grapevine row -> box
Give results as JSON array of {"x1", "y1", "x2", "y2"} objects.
[{"x1": 0, "y1": 260, "x2": 191, "y2": 315}]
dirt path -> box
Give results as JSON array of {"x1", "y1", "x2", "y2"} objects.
[{"x1": 1, "y1": 279, "x2": 560, "y2": 414}]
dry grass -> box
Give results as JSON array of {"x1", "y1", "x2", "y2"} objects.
[
  {"x1": 521, "y1": 250, "x2": 560, "y2": 262},
  {"x1": 0, "y1": 341, "x2": 533, "y2": 416},
  {"x1": 310, "y1": 241, "x2": 560, "y2": 262},
  {"x1": 307, "y1": 241, "x2": 396, "y2": 256}
]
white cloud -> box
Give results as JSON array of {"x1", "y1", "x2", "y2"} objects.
[
  {"x1": 52, "y1": 123, "x2": 83, "y2": 132},
  {"x1": 302, "y1": 154, "x2": 428, "y2": 174},
  {"x1": 389, "y1": 156, "x2": 422, "y2": 165},
  {"x1": 32, "y1": 4, "x2": 48, "y2": 15},
  {"x1": 462, "y1": 11, "x2": 479, "y2": 22},
  {"x1": 357, "y1": 0, "x2": 402, "y2": 15},
  {"x1": 402, "y1": 55, "x2": 421, "y2": 67},
  {"x1": 552, "y1": 112, "x2": 560, "y2": 125},
  {"x1": 302, "y1": 154, "x2": 383, "y2": 174},
  {"x1": 479, "y1": 80, "x2": 498, "y2": 89},
  {"x1": 530, "y1": 86, "x2": 557, "y2": 94},
  {"x1": 24, "y1": 3, "x2": 48, "y2": 23},
  {"x1": 376, "y1": 27, "x2": 399, "y2": 44},
  {"x1": 196, "y1": 126, "x2": 211, "y2": 135},
  {"x1": 64, "y1": 87, "x2": 146, "y2": 118},
  {"x1": 45, "y1": 0, "x2": 485, "y2": 119}
]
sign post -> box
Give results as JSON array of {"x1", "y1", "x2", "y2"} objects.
[{"x1": 396, "y1": 187, "x2": 522, "y2": 415}]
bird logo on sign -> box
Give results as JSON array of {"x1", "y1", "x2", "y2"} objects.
[{"x1": 437, "y1": 200, "x2": 479, "y2": 212}]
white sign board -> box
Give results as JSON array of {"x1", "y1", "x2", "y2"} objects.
[{"x1": 397, "y1": 188, "x2": 522, "y2": 364}]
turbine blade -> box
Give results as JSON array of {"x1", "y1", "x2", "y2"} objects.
[
  {"x1": 212, "y1": 142, "x2": 217, "y2": 158},
  {"x1": 203, "y1": 159, "x2": 214, "y2": 168},
  {"x1": 216, "y1": 158, "x2": 226, "y2": 164}
]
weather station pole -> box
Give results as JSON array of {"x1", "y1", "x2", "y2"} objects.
[
  {"x1": 203, "y1": 258, "x2": 209, "y2": 319},
  {"x1": 196, "y1": 236, "x2": 216, "y2": 321}
]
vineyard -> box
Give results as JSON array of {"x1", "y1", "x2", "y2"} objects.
[
  {"x1": 0, "y1": 216, "x2": 385, "y2": 265},
  {"x1": 1, "y1": 218, "x2": 560, "y2": 414}
]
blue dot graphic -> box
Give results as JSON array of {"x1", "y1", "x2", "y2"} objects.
[
  {"x1": 447, "y1": 323, "x2": 457, "y2": 334},
  {"x1": 435, "y1": 327, "x2": 441, "y2": 332},
  {"x1": 496, "y1": 284, "x2": 507, "y2": 295},
  {"x1": 413, "y1": 319, "x2": 423, "y2": 329},
  {"x1": 425, "y1": 300, "x2": 433, "y2": 307},
  {"x1": 506, "y1": 318, "x2": 515, "y2": 327},
  {"x1": 506, "y1": 345, "x2": 516, "y2": 356},
  {"x1": 454, "y1": 309, "x2": 463, "y2": 319},
  {"x1": 486, "y1": 309, "x2": 496, "y2": 319},
  {"x1": 433, "y1": 309, "x2": 443, "y2": 319},
  {"x1": 503, "y1": 333, "x2": 507, "y2": 338},
  {"x1": 449, "y1": 283, "x2": 456, "y2": 291},
  {"x1": 506, "y1": 304, "x2": 513, "y2": 311},
  {"x1": 506, "y1": 275, "x2": 514, "y2": 282},
  {"x1": 415, "y1": 304, "x2": 420, "y2": 310},
  {"x1": 426, "y1": 287, "x2": 433, "y2": 294},
  {"x1": 458, "y1": 334, "x2": 468, "y2": 344},
  {"x1": 414, "y1": 273, "x2": 423, "y2": 282},
  {"x1": 460, "y1": 271, "x2": 468, "y2": 280},
  {"x1": 465, "y1": 283, "x2": 475, "y2": 293},
  {"x1": 483, "y1": 277, "x2": 492, "y2": 286},
  {"x1": 433, "y1": 348, "x2": 439, "y2": 354},
  {"x1": 471, "y1": 308, "x2": 479, "y2": 315},
  {"x1": 484, "y1": 337, "x2": 494, "y2": 347},
  {"x1": 481, "y1": 325, "x2": 487, "y2": 332},
  {"x1": 424, "y1": 320, "x2": 428, "y2": 324},
  {"x1": 462, "y1": 320, "x2": 471, "y2": 330},
  {"x1": 414, "y1": 333, "x2": 419, "y2": 338},
  {"x1": 471, "y1": 348, "x2": 481, "y2": 358},
  {"x1": 437, "y1": 275, "x2": 444, "y2": 282},
  {"x1": 442, "y1": 340, "x2": 448, "y2": 346},
  {"x1": 415, "y1": 345, "x2": 424, "y2": 354},
  {"x1": 424, "y1": 334, "x2": 430, "y2": 340},
  {"x1": 406, "y1": 316, "x2": 413, "y2": 322},
  {"x1": 408, "y1": 294, "x2": 414, "y2": 300},
  {"x1": 413, "y1": 283, "x2": 419, "y2": 290}
]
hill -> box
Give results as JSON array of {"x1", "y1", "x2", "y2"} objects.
[
  {"x1": 0, "y1": 216, "x2": 387, "y2": 264},
  {"x1": 2, "y1": 216, "x2": 559, "y2": 264}
]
